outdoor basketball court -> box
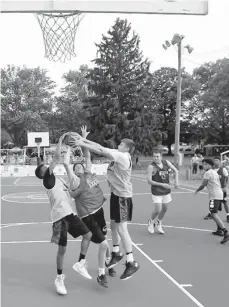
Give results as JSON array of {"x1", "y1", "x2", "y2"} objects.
[{"x1": 1, "y1": 175, "x2": 228, "y2": 307}]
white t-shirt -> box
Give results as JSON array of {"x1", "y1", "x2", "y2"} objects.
[
  {"x1": 203, "y1": 169, "x2": 223, "y2": 200},
  {"x1": 107, "y1": 149, "x2": 132, "y2": 197}
]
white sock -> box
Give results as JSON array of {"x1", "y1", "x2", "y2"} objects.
[
  {"x1": 113, "y1": 246, "x2": 119, "y2": 253},
  {"x1": 126, "y1": 252, "x2": 134, "y2": 263},
  {"x1": 227, "y1": 213, "x2": 229, "y2": 216},
  {"x1": 106, "y1": 257, "x2": 111, "y2": 265},
  {"x1": 99, "y1": 268, "x2": 105, "y2": 276}
]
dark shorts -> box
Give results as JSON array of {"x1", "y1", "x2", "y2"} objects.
[
  {"x1": 222, "y1": 191, "x2": 227, "y2": 204},
  {"x1": 51, "y1": 214, "x2": 89, "y2": 247},
  {"x1": 110, "y1": 192, "x2": 133, "y2": 223},
  {"x1": 209, "y1": 200, "x2": 222, "y2": 214},
  {"x1": 199, "y1": 165, "x2": 203, "y2": 171},
  {"x1": 82, "y1": 207, "x2": 107, "y2": 244}
]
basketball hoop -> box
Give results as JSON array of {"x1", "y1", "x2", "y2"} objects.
[{"x1": 35, "y1": 12, "x2": 84, "y2": 62}]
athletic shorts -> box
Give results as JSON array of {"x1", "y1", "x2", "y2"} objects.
[
  {"x1": 222, "y1": 191, "x2": 227, "y2": 204},
  {"x1": 82, "y1": 207, "x2": 107, "y2": 244},
  {"x1": 51, "y1": 214, "x2": 89, "y2": 247},
  {"x1": 110, "y1": 192, "x2": 133, "y2": 223},
  {"x1": 209, "y1": 199, "x2": 222, "y2": 214},
  {"x1": 152, "y1": 194, "x2": 172, "y2": 204}
]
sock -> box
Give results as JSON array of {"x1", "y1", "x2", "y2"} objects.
[
  {"x1": 227, "y1": 213, "x2": 229, "y2": 216},
  {"x1": 112, "y1": 245, "x2": 119, "y2": 253},
  {"x1": 99, "y1": 268, "x2": 105, "y2": 276},
  {"x1": 106, "y1": 257, "x2": 111, "y2": 265},
  {"x1": 79, "y1": 253, "x2": 85, "y2": 263},
  {"x1": 57, "y1": 269, "x2": 62, "y2": 275},
  {"x1": 126, "y1": 252, "x2": 134, "y2": 263}
]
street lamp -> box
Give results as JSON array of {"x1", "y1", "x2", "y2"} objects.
[{"x1": 162, "y1": 34, "x2": 193, "y2": 168}]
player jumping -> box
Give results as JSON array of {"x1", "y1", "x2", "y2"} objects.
[
  {"x1": 64, "y1": 126, "x2": 116, "y2": 288},
  {"x1": 195, "y1": 158, "x2": 229, "y2": 244},
  {"x1": 147, "y1": 148, "x2": 179, "y2": 234},
  {"x1": 69, "y1": 132, "x2": 140, "y2": 280},
  {"x1": 35, "y1": 134, "x2": 92, "y2": 295}
]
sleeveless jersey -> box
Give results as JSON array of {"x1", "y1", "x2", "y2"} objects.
[
  {"x1": 151, "y1": 160, "x2": 171, "y2": 196},
  {"x1": 74, "y1": 173, "x2": 106, "y2": 218},
  {"x1": 46, "y1": 177, "x2": 76, "y2": 223},
  {"x1": 107, "y1": 153, "x2": 132, "y2": 198}
]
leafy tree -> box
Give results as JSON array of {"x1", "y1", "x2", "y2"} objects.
[{"x1": 1, "y1": 65, "x2": 56, "y2": 146}]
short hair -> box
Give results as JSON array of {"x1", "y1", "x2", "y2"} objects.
[
  {"x1": 35, "y1": 163, "x2": 45, "y2": 179},
  {"x1": 152, "y1": 148, "x2": 162, "y2": 155},
  {"x1": 202, "y1": 158, "x2": 214, "y2": 167},
  {"x1": 121, "y1": 138, "x2": 135, "y2": 154}
]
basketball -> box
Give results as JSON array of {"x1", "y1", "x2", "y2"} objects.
[{"x1": 63, "y1": 132, "x2": 81, "y2": 146}]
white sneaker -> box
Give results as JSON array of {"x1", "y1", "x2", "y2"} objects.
[
  {"x1": 73, "y1": 261, "x2": 92, "y2": 279},
  {"x1": 148, "y1": 219, "x2": 155, "y2": 234},
  {"x1": 54, "y1": 274, "x2": 67, "y2": 295},
  {"x1": 156, "y1": 221, "x2": 165, "y2": 234}
]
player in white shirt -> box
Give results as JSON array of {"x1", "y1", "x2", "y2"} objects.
[
  {"x1": 69, "y1": 133, "x2": 140, "y2": 280},
  {"x1": 195, "y1": 159, "x2": 229, "y2": 244},
  {"x1": 35, "y1": 134, "x2": 92, "y2": 295}
]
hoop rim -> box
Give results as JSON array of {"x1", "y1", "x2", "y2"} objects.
[{"x1": 36, "y1": 12, "x2": 82, "y2": 18}]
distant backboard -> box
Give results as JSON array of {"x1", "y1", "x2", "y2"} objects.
[
  {"x1": 27, "y1": 132, "x2": 50, "y2": 147},
  {"x1": 0, "y1": 0, "x2": 208, "y2": 15}
]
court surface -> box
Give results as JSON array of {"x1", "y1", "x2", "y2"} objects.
[{"x1": 1, "y1": 175, "x2": 229, "y2": 307}]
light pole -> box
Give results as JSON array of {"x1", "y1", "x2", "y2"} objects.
[{"x1": 163, "y1": 35, "x2": 193, "y2": 168}]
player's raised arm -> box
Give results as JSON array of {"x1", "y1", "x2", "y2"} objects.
[
  {"x1": 63, "y1": 146, "x2": 80, "y2": 191},
  {"x1": 80, "y1": 125, "x2": 92, "y2": 173},
  {"x1": 49, "y1": 133, "x2": 67, "y2": 175}
]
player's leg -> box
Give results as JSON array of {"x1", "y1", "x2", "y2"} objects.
[
  {"x1": 105, "y1": 244, "x2": 116, "y2": 277},
  {"x1": 148, "y1": 196, "x2": 162, "y2": 234},
  {"x1": 156, "y1": 195, "x2": 172, "y2": 234},
  {"x1": 108, "y1": 193, "x2": 124, "y2": 268},
  {"x1": 51, "y1": 219, "x2": 68, "y2": 295},
  {"x1": 210, "y1": 200, "x2": 229, "y2": 244},
  {"x1": 66, "y1": 214, "x2": 92, "y2": 279},
  {"x1": 222, "y1": 191, "x2": 229, "y2": 222}
]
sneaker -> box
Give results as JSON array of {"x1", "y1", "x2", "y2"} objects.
[
  {"x1": 106, "y1": 252, "x2": 124, "y2": 269},
  {"x1": 120, "y1": 261, "x2": 140, "y2": 280},
  {"x1": 212, "y1": 230, "x2": 224, "y2": 236},
  {"x1": 97, "y1": 274, "x2": 108, "y2": 288},
  {"x1": 220, "y1": 232, "x2": 229, "y2": 244},
  {"x1": 227, "y1": 215, "x2": 229, "y2": 223},
  {"x1": 54, "y1": 274, "x2": 67, "y2": 295},
  {"x1": 147, "y1": 219, "x2": 155, "y2": 234},
  {"x1": 73, "y1": 261, "x2": 92, "y2": 279},
  {"x1": 156, "y1": 221, "x2": 165, "y2": 234},
  {"x1": 108, "y1": 267, "x2": 116, "y2": 277},
  {"x1": 204, "y1": 213, "x2": 212, "y2": 220}
]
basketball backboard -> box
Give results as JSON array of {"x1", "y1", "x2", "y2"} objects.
[
  {"x1": 27, "y1": 132, "x2": 50, "y2": 147},
  {"x1": 0, "y1": 0, "x2": 208, "y2": 15}
]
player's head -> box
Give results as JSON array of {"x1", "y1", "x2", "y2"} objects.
[
  {"x1": 202, "y1": 158, "x2": 214, "y2": 171},
  {"x1": 73, "y1": 162, "x2": 85, "y2": 175},
  {"x1": 118, "y1": 139, "x2": 135, "y2": 154},
  {"x1": 152, "y1": 148, "x2": 162, "y2": 164},
  {"x1": 213, "y1": 157, "x2": 221, "y2": 168},
  {"x1": 35, "y1": 163, "x2": 47, "y2": 179}
]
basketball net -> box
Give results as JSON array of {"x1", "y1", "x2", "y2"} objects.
[{"x1": 35, "y1": 12, "x2": 84, "y2": 62}]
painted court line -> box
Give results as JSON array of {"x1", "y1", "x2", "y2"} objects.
[
  {"x1": 0, "y1": 221, "x2": 213, "y2": 233},
  {"x1": 1, "y1": 239, "x2": 112, "y2": 244},
  {"x1": 132, "y1": 242, "x2": 204, "y2": 307},
  {"x1": 14, "y1": 178, "x2": 21, "y2": 185}
]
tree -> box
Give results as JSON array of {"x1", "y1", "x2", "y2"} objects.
[
  {"x1": 151, "y1": 67, "x2": 199, "y2": 155},
  {"x1": 84, "y1": 18, "x2": 161, "y2": 154},
  {"x1": 1, "y1": 65, "x2": 56, "y2": 146},
  {"x1": 186, "y1": 57, "x2": 229, "y2": 145}
]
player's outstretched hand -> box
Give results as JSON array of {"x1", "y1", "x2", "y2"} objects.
[{"x1": 81, "y1": 125, "x2": 90, "y2": 139}]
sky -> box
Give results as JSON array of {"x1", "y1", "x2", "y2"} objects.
[{"x1": 0, "y1": 0, "x2": 229, "y2": 88}]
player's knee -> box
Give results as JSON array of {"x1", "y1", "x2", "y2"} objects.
[
  {"x1": 57, "y1": 245, "x2": 66, "y2": 256},
  {"x1": 100, "y1": 239, "x2": 109, "y2": 250},
  {"x1": 83, "y1": 231, "x2": 92, "y2": 241},
  {"x1": 154, "y1": 203, "x2": 162, "y2": 214},
  {"x1": 117, "y1": 222, "x2": 128, "y2": 236},
  {"x1": 162, "y1": 204, "x2": 168, "y2": 212}
]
